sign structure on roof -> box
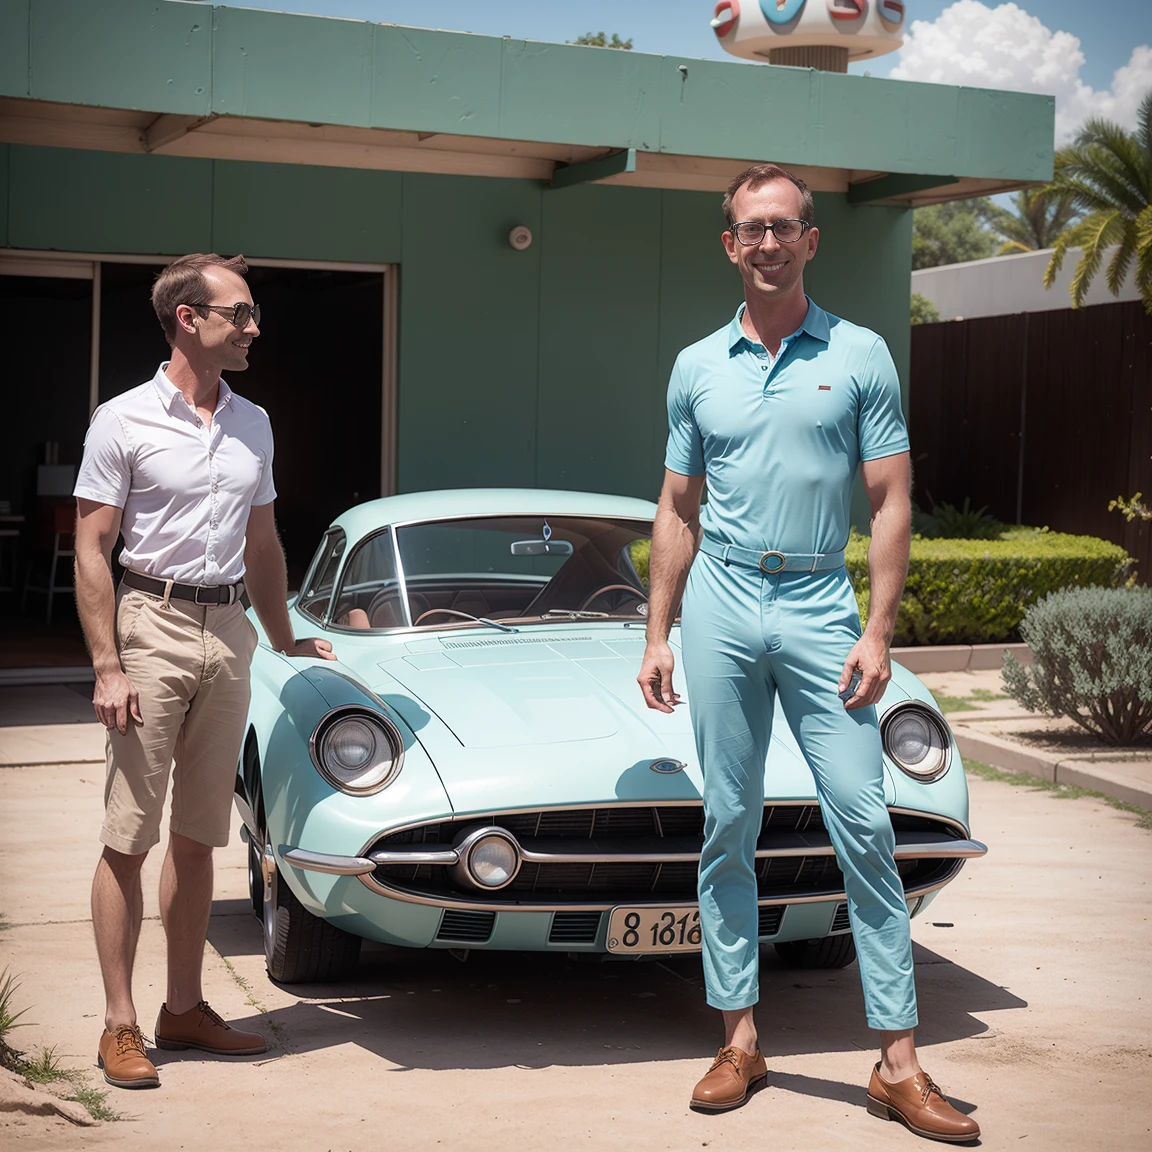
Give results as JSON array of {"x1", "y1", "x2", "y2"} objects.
[{"x1": 714, "y1": 0, "x2": 905, "y2": 63}]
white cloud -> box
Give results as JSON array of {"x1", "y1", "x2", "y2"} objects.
[{"x1": 889, "y1": 1, "x2": 1152, "y2": 142}]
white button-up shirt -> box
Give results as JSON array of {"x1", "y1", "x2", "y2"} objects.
[{"x1": 74, "y1": 364, "x2": 276, "y2": 585}]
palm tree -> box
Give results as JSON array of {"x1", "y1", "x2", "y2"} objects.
[
  {"x1": 1043, "y1": 90, "x2": 1152, "y2": 312},
  {"x1": 982, "y1": 188, "x2": 1079, "y2": 255}
]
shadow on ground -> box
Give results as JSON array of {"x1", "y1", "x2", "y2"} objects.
[{"x1": 205, "y1": 898, "x2": 1025, "y2": 1093}]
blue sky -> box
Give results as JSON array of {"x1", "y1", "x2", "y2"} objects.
[{"x1": 201, "y1": 1, "x2": 1148, "y2": 94}]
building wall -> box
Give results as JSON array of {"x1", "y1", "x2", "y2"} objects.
[
  {"x1": 2, "y1": 143, "x2": 911, "y2": 519},
  {"x1": 912, "y1": 246, "x2": 1142, "y2": 320}
]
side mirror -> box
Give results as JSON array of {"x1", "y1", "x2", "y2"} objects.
[{"x1": 510, "y1": 539, "x2": 574, "y2": 557}]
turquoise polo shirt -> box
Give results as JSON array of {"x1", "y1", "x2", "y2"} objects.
[{"x1": 665, "y1": 298, "x2": 909, "y2": 556}]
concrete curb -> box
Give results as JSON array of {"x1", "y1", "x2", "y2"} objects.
[
  {"x1": 892, "y1": 643, "x2": 1032, "y2": 674},
  {"x1": 952, "y1": 724, "x2": 1152, "y2": 809}
]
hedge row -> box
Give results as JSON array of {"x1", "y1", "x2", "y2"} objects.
[
  {"x1": 632, "y1": 530, "x2": 1133, "y2": 646},
  {"x1": 847, "y1": 529, "x2": 1134, "y2": 646}
]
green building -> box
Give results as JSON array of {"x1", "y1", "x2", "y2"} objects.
[{"x1": 0, "y1": 0, "x2": 1053, "y2": 578}]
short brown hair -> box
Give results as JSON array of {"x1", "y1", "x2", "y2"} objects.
[
  {"x1": 722, "y1": 164, "x2": 814, "y2": 230},
  {"x1": 152, "y1": 253, "x2": 249, "y2": 344}
]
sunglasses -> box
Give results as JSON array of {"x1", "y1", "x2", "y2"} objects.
[{"x1": 185, "y1": 301, "x2": 261, "y2": 328}]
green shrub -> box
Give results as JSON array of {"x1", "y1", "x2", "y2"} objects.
[
  {"x1": 1002, "y1": 586, "x2": 1152, "y2": 745},
  {"x1": 914, "y1": 497, "x2": 1003, "y2": 540},
  {"x1": 847, "y1": 529, "x2": 1134, "y2": 646}
]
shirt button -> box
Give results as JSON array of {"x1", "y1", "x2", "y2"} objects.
[
  {"x1": 212, "y1": 483, "x2": 219, "y2": 493},
  {"x1": 761, "y1": 365, "x2": 769, "y2": 371}
]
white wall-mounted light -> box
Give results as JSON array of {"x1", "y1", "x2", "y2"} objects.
[{"x1": 508, "y1": 226, "x2": 533, "y2": 251}]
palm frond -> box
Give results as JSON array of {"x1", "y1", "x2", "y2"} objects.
[
  {"x1": 1134, "y1": 244, "x2": 1152, "y2": 314},
  {"x1": 1105, "y1": 231, "x2": 1136, "y2": 296},
  {"x1": 998, "y1": 240, "x2": 1033, "y2": 256},
  {"x1": 1068, "y1": 211, "x2": 1123, "y2": 307},
  {"x1": 1044, "y1": 232, "x2": 1072, "y2": 288},
  {"x1": 1137, "y1": 91, "x2": 1152, "y2": 166},
  {"x1": 1135, "y1": 202, "x2": 1152, "y2": 255}
]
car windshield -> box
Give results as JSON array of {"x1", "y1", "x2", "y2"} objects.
[{"x1": 327, "y1": 515, "x2": 653, "y2": 631}]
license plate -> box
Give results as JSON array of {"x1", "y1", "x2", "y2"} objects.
[{"x1": 606, "y1": 904, "x2": 702, "y2": 954}]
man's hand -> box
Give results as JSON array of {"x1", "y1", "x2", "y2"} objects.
[
  {"x1": 839, "y1": 630, "x2": 891, "y2": 710},
  {"x1": 282, "y1": 637, "x2": 337, "y2": 661},
  {"x1": 637, "y1": 641, "x2": 681, "y2": 714},
  {"x1": 93, "y1": 668, "x2": 143, "y2": 734}
]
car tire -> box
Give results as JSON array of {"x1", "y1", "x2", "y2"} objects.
[
  {"x1": 773, "y1": 934, "x2": 857, "y2": 969},
  {"x1": 260, "y1": 835, "x2": 362, "y2": 984}
]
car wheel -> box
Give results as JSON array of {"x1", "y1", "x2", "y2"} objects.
[
  {"x1": 260, "y1": 834, "x2": 362, "y2": 983},
  {"x1": 773, "y1": 934, "x2": 857, "y2": 969}
]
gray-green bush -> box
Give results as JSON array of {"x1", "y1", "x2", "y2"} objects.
[{"x1": 1002, "y1": 586, "x2": 1152, "y2": 746}]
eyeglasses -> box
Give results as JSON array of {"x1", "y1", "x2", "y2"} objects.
[
  {"x1": 184, "y1": 301, "x2": 261, "y2": 328},
  {"x1": 731, "y1": 219, "x2": 811, "y2": 246}
]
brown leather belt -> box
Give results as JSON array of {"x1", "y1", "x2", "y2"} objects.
[{"x1": 122, "y1": 570, "x2": 244, "y2": 605}]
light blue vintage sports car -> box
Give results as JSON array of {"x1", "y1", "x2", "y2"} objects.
[{"x1": 235, "y1": 489, "x2": 985, "y2": 982}]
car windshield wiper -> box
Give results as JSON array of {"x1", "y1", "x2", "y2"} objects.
[
  {"x1": 541, "y1": 609, "x2": 610, "y2": 619},
  {"x1": 472, "y1": 615, "x2": 520, "y2": 633}
]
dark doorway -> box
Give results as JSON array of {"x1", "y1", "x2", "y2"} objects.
[
  {"x1": 97, "y1": 262, "x2": 386, "y2": 586},
  {"x1": 0, "y1": 274, "x2": 93, "y2": 517}
]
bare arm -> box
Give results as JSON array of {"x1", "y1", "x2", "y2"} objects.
[
  {"x1": 244, "y1": 502, "x2": 336, "y2": 661},
  {"x1": 636, "y1": 469, "x2": 705, "y2": 713},
  {"x1": 839, "y1": 451, "x2": 912, "y2": 709},
  {"x1": 75, "y1": 498, "x2": 141, "y2": 733}
]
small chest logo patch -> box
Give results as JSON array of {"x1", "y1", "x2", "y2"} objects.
[{"x1": 818, "y1": 385, "x2": 832, "y2": 391}]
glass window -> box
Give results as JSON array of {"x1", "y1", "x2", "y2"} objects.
[
  {"x1": 333, "y1": 529, "x2": 403, "y2": 629},
  {"x1": 297, "y1": 530, "x2": 346, "y2": 623},
  {"x1": 397, "y1": 519, "x2": 570, "y2": 582}
]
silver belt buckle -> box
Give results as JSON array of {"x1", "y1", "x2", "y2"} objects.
[
  {"x1": 193, "y1": 584, "x2": 210, "y2": 605},
  {"x1": 758, "y1": 551, "x2": 787, "y2": 574}
]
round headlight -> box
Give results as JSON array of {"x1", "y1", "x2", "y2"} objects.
[
  {"x1": 881, "y1": 703, "x2": 951, "y2": 782},
  {"x1": 468, "y1": 835, "x2": 519, "y2": 888},
  {"x1": 311, "y1": 710, "x2": 403, "y2": 794},
  {"x1": 450, "y1": 827, "x2": 522, "y2": 891}
]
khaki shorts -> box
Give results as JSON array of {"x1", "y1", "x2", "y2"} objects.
[{"x1": 101, "y1": 586, "x2": 258, "y2": 854}]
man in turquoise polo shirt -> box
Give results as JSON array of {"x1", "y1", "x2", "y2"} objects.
[{"x1": 637, "y1": 163, "x2": 978, "y2": 1142}]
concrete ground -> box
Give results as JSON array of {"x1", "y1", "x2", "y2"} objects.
[
  {"x1": 917, "y1": 669, "x2": 1152, "y2": 809},
  {"x1": 1, "y1": 698, "x2": 1151, "y2": 1151}
]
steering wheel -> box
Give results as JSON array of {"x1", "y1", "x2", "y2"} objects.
[
  {"x1": 414, "y1": 608, "x2": 480, "y2": 626},
  {"x1": 577, "y1": 583, "x2": 649, "y2": 614}
]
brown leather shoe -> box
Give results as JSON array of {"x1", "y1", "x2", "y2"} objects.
[
  {"x1": 867, "y1": 1063, "x2": 980, "y2": 1143},
  {"x1": 690, "y1": 1046, "x2": 768, "y2": 1112},
  {"x1": 97, "y1": 1024, "x2": 160, "y2": 1089},
  {"x1": 154, "y1": 1001, "x2": 267, "y2": 1056}
]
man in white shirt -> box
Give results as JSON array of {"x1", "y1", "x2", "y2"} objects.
[{"x1": 73, "y1": 252, "x2": 335, "y2": 1090}]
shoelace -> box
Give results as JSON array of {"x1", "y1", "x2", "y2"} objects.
[
  {"x1": 709, "y1": 1047, "x2": 743, "y2": 1074},
  {"x1": 196, "y1": 1001, "x2": 229, "y2": 1029},
  {"x1": 920, "y1": 1075, "x2": 945, "y2": 1104},
  {"x1": 114, "y1": 1024, "x2": 147, "y2": 1056}
]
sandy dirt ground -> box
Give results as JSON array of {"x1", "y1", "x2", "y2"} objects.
[{"x1": 0, "y1": 758, "x2": 1150, "y2": 1152}]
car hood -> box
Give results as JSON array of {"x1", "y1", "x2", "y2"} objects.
[{"x1": 368, "y1": 629, "x2": 845, "y2": 813}]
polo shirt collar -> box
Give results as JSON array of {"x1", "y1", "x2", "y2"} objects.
[
  {"x1": 152, "y1": 362, "x2": 233, "y2": 416},
  {"x1": 727, "y1": 296, "x2": 831, "y2": 353}
]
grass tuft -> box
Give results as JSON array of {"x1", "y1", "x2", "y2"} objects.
[
  {"x1": 932, "y1": 688, "x2": 1008, "y2": 713},
  {"x1": 964, "y1": 758, "x2": 1152, "y2": 829},
  {"x1": 0, "y1": 968, "x2": 31, "y2": 1070},
  {"x1": 15, "y1": 1045, "x2": 123, "y2": 1122}
]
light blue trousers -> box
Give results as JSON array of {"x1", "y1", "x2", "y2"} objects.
[{"x1": 680, "y1": 553, "x2": 918, "y2": 1031}]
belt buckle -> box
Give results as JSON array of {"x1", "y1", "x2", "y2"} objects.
[
  {"x1": 758, "y1": 550, "x2": 787, "y2": 574},
  {"x1": 193, "y1": 584, "x2": 212, "y2": 606}
]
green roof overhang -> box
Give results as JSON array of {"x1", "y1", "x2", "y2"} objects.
[{"x1": 0, "y1": 0, "x2": 1055, "y2": 205}]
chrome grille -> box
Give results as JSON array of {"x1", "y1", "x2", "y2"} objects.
[
  {"x1": 375, "y1": 804, "x2": 826, "y2": 847},
  {"x1": 368, "y1": 805, "x2": 966, "y2": 907}
]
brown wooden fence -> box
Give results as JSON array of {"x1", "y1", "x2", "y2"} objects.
[{"x1": 909, "y1": 298, "x2": 1151, "y2": 582}]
